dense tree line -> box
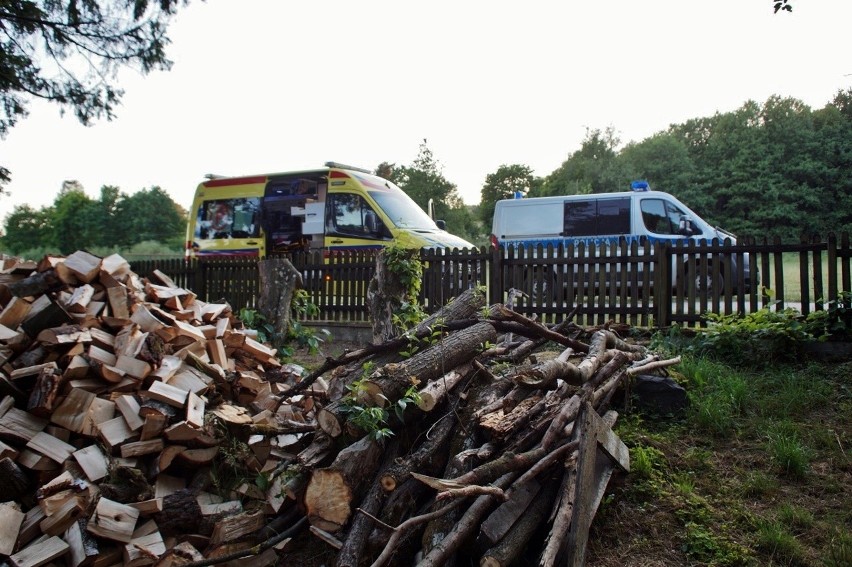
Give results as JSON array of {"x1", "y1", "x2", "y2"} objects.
[
  {"x1": 3, "y1": 91, "x2": 849, "y2": 254},
  {"x1": 483, "y1": 90, "x2": 852, "y2": 243},
  {"x1": 1, "y1": 182, "x2": 185, "y2": 255}
]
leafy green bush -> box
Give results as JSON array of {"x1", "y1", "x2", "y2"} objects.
[{"x1": 688, "y1": 308, "x2": 817, "y2": 365}]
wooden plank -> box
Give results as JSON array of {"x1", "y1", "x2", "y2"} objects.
[
  {"x1": 65, "y1": 284, "x2": 95, "y2": 313},
  {"x1": 115, "y1": 394, "x2": 144, "y2": 431},
  {"x1": 86, "y1": 498, "x2": 140, "y2": 543},
  {"x1": 64, "y1": 518, "x2": 100, "y2": 567},
  {"x1": 151, "y1": 355, "x2": 182, "y2": 381},
  {"x1": 0, "y1": 296, "x2": 33, "y2": 328},
  {"x1": 26, "y1": 430, "x2": 76, "y2": 463},
  {"x1": 167, "y1": 366, "x2": 210, "y2": 395},
  {"x1": 107, "y1": 286, "x2": 130, "y2": 319},
  {"x1": 0, "y1": 502, "x2": 25, "y2": 555},
  {"x1": 16, "y1": 506, "x2": 46, "y2": 549},
  {"x1": 9, "y1": 534, "x2": 69, "y2": 567},
  {"x1": 145, "y1": 381, "x2": 188, "y2": 408},
  {"x1": 97, "y1": 416, "x2": 137, "y2": 450},
  {"x1": 186, "y1": 392, "x2": 205, "y2": 429},
  {"x1": 129, "y1": 498, "x2": 163, "y2": 517},
  {"x1": 80, "y1": 397, "x2": 116, "y2": 437},
  {"x1": 120, "y1": 439, "x2": 164, "y2": 459},
  {"x1": 73, "y1": 444, "x2": 109, "y2": 482},
  {"x1": 101, "y1": 253, "x2": 131, "y2": 279},
  {"x1": 209, "y1": 509, "x2": 265, "y2": 547},
  {"x1": 564, "y1": 403, "x2": 626, "y2": 567},
  {"x1": 51, "y1": 387, "x2": 96, "y2": 434},
  {"x1": 115, "y1": 354, "x2": 152, "y2": 380}
]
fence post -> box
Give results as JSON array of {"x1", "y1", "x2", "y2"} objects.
[
  {"x1": 195, "y1": 259, "x2": 207, "y2": 303},
  {"x1": 491, "y1": 245, "x2": 504, "y2": 306},
  {"x1": 655, "y1": 242, "x2": 671, "y2": 328}
]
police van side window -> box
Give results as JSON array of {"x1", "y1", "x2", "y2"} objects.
[
  {"x1": 327, "y1": 193, "x2": 382, "y2": 238},
  {"x1": 641, "y1": 198, "x2": 686, "y2": 235},
  {"x1": 563, "y1": 198, "x2": 630, "y2": 236}
]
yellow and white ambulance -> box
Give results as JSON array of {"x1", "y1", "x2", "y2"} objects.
[{"x1": 185, "y1": 162, "x2": 473, "y2": 258}]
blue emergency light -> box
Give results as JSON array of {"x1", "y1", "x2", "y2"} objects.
[{"x1": 631, "y1": 180, "x2": 650, "y2": 191}]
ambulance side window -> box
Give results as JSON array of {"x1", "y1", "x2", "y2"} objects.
[
  {"x1": 327, "y1": 193, "x2": 383, "y2": 238},
  {"x1": 195, "y1": 198, "x2": 261, "y2": 239}
]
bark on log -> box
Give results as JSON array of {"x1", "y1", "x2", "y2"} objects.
[
  {"x1": 153, "y1": 488, "x2": 203, "y2": 537},
  {"x1": 317, "y1": 322, "x2": 498, "y2": 437},
  {"x1": 480, "y1": 477, "x2": 560, "y2": 567},
  {"x1": 27, "y1": 365, "x2": 62, "y2": 418},
  {"x1": 412, "y1": 287, "x2": 486, "y2": 336},
  {"x1": 5, "y1": 269, "x2": 65, "y2": 298},
  {"x1": 421, "y1": 370, "x2": 513, "y2": 559},
  {"x1": 416, "y1": 363, "x2": 472, "y2": 412},
  {"x1": 367, "y1": 248, "x2": 415, "y2": 345},
  {"x1": 416, "y1": 472, "x2": 517, "y2": 567},
  {"x1": 380, "y1": 413, "x2": 457, "y2": 492},
  {"x1": 0, "y1": 456, "x2": 31, "y2": 500},
  {"x1": 335, "y1": 437, "x2": 402, "y2": 567},
  {"x1": 257, "y1": 257, "x2": 303, "y2": 341}
]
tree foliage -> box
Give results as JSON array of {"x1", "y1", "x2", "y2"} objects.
[
  {"x1": 478, "y1": 164, "x2": 538, "y2": 228},
  {"x1": 0, "y1": 0, "x2": 191, "y2": 186},
  {"x1": 0, "y1": 181, "x2": 186, "y2": 254},
  {"x1": 491, "y1": 90, "x2": 852, "y2": 242},
  {"x1": 377, "y1": 140, "x2": 480, "y2": 245},
  {"x1": 534, "y1": 127, "x2": 623, "y2": 197}
]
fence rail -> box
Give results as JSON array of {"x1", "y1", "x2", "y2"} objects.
[{"x1": 131, "y1": 232, "x2": 852, "y2": 329}]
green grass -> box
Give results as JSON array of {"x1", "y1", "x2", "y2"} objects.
[
  {"x1": 775, "y1": 252, "x2": 845, "y2": 303},
  {"x1": 587, "y1": 348, "x2": 851, "y2": 567}
]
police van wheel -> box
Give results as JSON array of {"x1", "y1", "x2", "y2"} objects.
[
  {"x1": 683, "y1": 263, "x2": 723, "y2": 293},
  {"x1": 526, "y1": 268, "x2": 557, "y2": 303}
]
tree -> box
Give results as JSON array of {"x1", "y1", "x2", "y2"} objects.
[
  {"x1": 51, "y1": 181, "x2": 101, "y2": 253},
  {"x1": 536, "y1": 127, "x2": 624, "y2": 197},
  {"x1": 478, "y1": 164, "x2": 538, "y2": 227},
  {"x1": 390, "y1": 140, "x2": 480, "y2": 244},
  {"x1": 0, "y1": 204, "x2": 53, "y2": 254},
  {"x1": 114, "y1": 186, "x2": 186, "y2": 247},
  {"x1": 0, "y1": 0, "x2": 191, "y2": 187}
]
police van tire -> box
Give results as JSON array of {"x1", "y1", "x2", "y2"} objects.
[
  {"x1": 681, "y1": 262, "x2": 723, "y2": 293},
  {"x1": 525, "y1": 268, "x2": 557, "y2": 303}
]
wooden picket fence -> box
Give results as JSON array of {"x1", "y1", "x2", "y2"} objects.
[{"x1": 132, "y1": 232, "x2": 852, "y2": 329}]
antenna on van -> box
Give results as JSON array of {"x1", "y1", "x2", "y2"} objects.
[{"x1": 324, "y1": 161, "x2": 371, "y2": 174}]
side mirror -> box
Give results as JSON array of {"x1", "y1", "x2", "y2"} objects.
[
  {"x1": 678, "y1": 216, "x2": 695, "y2": 236},
  {"x1": 435, "y1": 219, "x2": 447, "y2": 230}
]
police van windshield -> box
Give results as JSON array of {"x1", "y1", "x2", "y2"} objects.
[{"x1": 369, "y1": 191, "x2": 438, "y2": 230}]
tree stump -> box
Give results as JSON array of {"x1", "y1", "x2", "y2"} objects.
[{"x1": 257, "y1": 257, "x2": 303, "y2": 341}]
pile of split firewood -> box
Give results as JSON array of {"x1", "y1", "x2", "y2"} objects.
[{"x1": 0, "y1": 251, "x2": 680, "y2": 567}]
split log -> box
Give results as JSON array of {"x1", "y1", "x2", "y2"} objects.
[{"x1": 304, "y1": 435, "x2": 383, "y2": 532}]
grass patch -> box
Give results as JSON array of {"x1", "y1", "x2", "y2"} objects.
[{"x1": 588, "y1": 345, "x2": 850, "y2": 567}]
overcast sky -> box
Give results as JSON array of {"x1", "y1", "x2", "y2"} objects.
[{"x1": 1, "y1": 0, "x2": 850, "y2": 223}]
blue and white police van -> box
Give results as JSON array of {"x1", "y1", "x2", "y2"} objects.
[{"x1": 489, "y1": 181, "x2": 756, "y2": 293}]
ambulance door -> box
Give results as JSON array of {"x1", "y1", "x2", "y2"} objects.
[{"x1": 324, "y1": 193, "x2": 390, "y2": 252}]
